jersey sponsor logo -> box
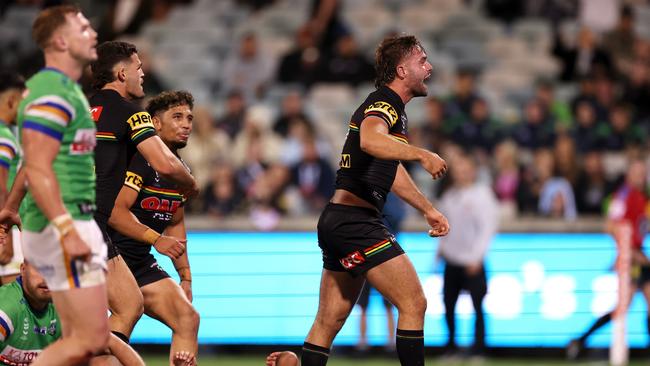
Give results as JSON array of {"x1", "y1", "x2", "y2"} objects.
[
  {"x1": 125, "y1": 171, "x2": 144, "y2": 191},
  {"x1": 70, "y1": 128, "x2": 96, "y2": 155},
  {"x1": 0, "y1": 345, "x2": 41, "y2": 364},
  {"x1": 340, "y1": 251, "x2": 365, "y2": 269},
  {"x1": 127, "y1": 112, "x2": 155, "y2": 130},
  {"x1": 364, "y1": 101, "x2": 398, "y2": 127},
  {"x1": 339, "y1": 154, "x2": 351, "y2": 168},
  {"x1": 140, "y1": 197, "x2": 182, "y2": 214},
  {"x1": 90, "y1": 106, "x2": 103, "y2": 122}
]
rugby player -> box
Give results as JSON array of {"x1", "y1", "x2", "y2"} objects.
[
  {"x1": 108, "y1": 91, "x2": 199, "y2": 366},
  {"x1": 0, "y1": 71, "x2": 25, "y2": 286},
  {"x1": 567, "y1": 160, "x2": 650, "y2": 360},
  {"x1": 1, "y1": 6, "x2": 114, "y2": 365},
  {"x1": 89, "y1": 41, "x2": 198, "y2": 346},
  {"x1": 300, "y1": 35, "x2": 449, "y2": 366},
  {"x1": 0, "y1": 262, "x2": 145, "y2": 366}
]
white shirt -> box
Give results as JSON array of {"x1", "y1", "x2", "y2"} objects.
[{"x1": 438, "y1": 183, "x2": 499, "y2": 266}]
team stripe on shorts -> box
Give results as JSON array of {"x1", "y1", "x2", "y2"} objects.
[{"x1": 364, "y1": 239, "x2": 392, "y2": 257}]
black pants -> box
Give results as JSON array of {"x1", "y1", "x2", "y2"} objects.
[{"x1": 443, "y1": 262, "x2": 487, "y2": 350}]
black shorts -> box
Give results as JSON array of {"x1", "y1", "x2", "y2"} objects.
[
  {"x1": 317, "y1": 203, "x2": 404, "y2": 277},
  {"x1": 632, "y1": 264, "x2": 650, "y2": 286},
  {"x1": 95, "y1": 218, "x2": 119, "y2": 260},
  {"x1": 121, "y1": 251, "x2": 170, "y2": 287}
]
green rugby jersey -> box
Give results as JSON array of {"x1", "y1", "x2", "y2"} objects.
[
  {"x1": 0, "y1": 279, "x2": 60, "y2": 365},
  {"x1": 16, "y1": 68, "x2": 96, "y2": 232},
  {"x1": 0, "y1": 121, "x2": 19, "y2": 188}
]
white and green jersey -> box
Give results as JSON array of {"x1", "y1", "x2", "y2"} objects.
[
  {"x1": 16, "y1": 68, "x2": 96, "y2": 232},
  {"x1": 0, "y1": 121, "x2": 19, "y2": 188},
  {"x1": 0, "y1": 280, "x2": 60, "y2": 365}
]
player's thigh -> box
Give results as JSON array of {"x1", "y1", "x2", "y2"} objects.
[
  {"x1": 365, "y1": 254, "x2": 424, "y2": 311},
  {"x1": 315, "y1": 269, "x2": 365, "y2": 319},
  {"x1": 140, "y1": 278, "x2": 194, "y2": 328},
  {"x1": 51, "y1": 284, "x2": 109, "y2": 338},
  {"x1": 106, "y1": 255, "x2": 143, "y2": 312}
]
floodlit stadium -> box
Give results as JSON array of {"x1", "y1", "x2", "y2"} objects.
[{"x1": 0, "y1": 0, "x2": 649, "y2": 365}]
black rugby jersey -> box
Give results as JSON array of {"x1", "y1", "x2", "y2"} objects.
[
  {"x1": 335, "y1": 86, "x2": 408, "y2": 211},
  {"x1": 112, "y1": 152, "x2": 185, "y2": 258},
  {"x1": 89, "y1": 89, "x2": 156, "y2": 227}
]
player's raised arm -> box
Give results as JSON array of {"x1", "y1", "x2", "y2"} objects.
[{"x1": 136, "y1": 135, "x2": 198, "y2": 198}]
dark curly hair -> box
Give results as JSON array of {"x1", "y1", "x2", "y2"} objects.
[
  {"x1": 90, "y1": 41, "x2": 138, "y2": 90},
  {"x1": 146, "y1": 90, "x2": 194, "y2": 117},
  {"x1": 374, "y1": 35, "x2": 423, "y2": 88}
]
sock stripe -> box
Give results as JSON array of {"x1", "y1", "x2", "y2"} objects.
[
  {"x1": 396, "y1": 334, "x2": 424, "y2": 339},
  {"x1": 302, "y1": 347, "x2": 330, "y2": 357},
  {"x1": 303, "y1": 342, "x2": 330, "y2": 357}
]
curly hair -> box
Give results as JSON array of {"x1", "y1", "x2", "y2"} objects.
[
  {"x1": 374, "y1": 35, "x2": 423, "y2": 88},
  {"x1": 146, "y1": 90, "x2": 194, "y2": 117},
  {"x1": 90, "y1": 41, "x2": 138, "y2": 90}
]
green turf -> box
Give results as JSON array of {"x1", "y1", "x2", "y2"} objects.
[{"x1": 141, "y1": 354, "x2": 648, "y2": 365}]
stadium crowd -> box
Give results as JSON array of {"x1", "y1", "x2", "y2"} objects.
[{"x1": 1, "y1": 0, "x2": 649, "y2": 230}]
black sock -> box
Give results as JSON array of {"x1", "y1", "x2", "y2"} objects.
[
  {"x1": 579, "y1": 312, "x2": 612, "y2": 343},
  {"x1": 396, "y1": 329, "x2": 424, "y2": 366},
  {"x1": 301, "y1": 342, "x2": 329, "y2": 366},
  {"x1": 111, "y1": 331, "x2": 130, "y2": 345}
]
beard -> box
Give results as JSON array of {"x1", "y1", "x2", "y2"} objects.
[{"x1": 412, "y1": 81, "x2": 428, "y2": 97}]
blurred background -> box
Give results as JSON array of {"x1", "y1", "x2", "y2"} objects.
[{"x1": 1, "y1": 0, "x2": 650, "y2": 364}]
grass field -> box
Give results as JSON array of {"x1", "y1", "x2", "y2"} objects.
[{"x1": 141, "y1": 354, "x2": 649, "y2": 365}]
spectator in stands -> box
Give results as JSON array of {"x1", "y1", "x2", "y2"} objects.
[
  {"x1": 571, "y1": 100, "x2": 604, "y2": 153},
  {"x1": 592, "y1": 76, "x2": 615, "y2": 121},
  {"x1": 553, "y1": 133, "x2": 579, "y2": 187},
  {"x1": 602, "y1": 5, "x2": 637, "y2": 76},
  {"x1": 273, "y1": 91, "x2": 312, "y2": 137},
  {"x1": 622, "y1": 59, "x2": 650, "y2": 126},
  {"x1": 511, "y1": 99, "x2": 556, "y2": 151},
  {"x1": 290, "y1": 133, "x2": 335, "y2": 214},
  {"x1": 535, "y1": 80, "x2": 572, "y2": 130},
  {"x1": 574, "y1": 150, "x2": 614, "y2": 214},
  {"x1": 537, "y1": 148, "x2": 577, "y2": 220},
  {"x1": 552, "y1": 27, "x2": 613, "y2": 81},
  {"x1": 306, "y1": 0, "x2": 349, "y2": 54},
  {"x1": 319, "y1": 34, "x2": 375, "y2": 87},
  {"x1": 277, "y1": 26, "x2": 322, "y2": 88},
  {"x1": 493, "y1": 140, "x2": 520, "y2": 218},
  {"x1": 449, "y1": 98, "x2": 503, "y2": 158},
  {"x1": 517, "y1": 149, "x2": 554, "y2": 214},
  {"x1": 599, "y1": 102, "x2": 646, "y2": 152},
  {"x1": 280, "y1": 116, "x2": 331, "y2": 168},
  {"x1": 445, "y1": 69, "x2": 480, "y2": 121},
  {"x1": 202, "y1": 161, "x2": 242, "y2": 217},
  {"x1": 412, "y1": 97, "x2": 450, "y2": 154},
  {"x1": 222, "y1": 32, "x2": 274, "y2": 102},
  {"x1": 570, "y1": 75, "x2": 598, "y2": 113},
  {"x1": 216, "y1": 90, "x2": 247, "y2": 139},
  {"x1": 182, "y1": 105, "x2": 231, "y2": 190},
  {"x1": 248, "y1": 163, "x2": 291, "y2": 230},
  {"x1": 232, "y1": 105, "x2": 283, "y2": 168},
  {"x1": 438, "y1": 153, "x2": 498, "y2": 358}
]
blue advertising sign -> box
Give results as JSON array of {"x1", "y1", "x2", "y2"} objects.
[{"x1": 131, "y1": 232, "x2": 645, "y2": 348}]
